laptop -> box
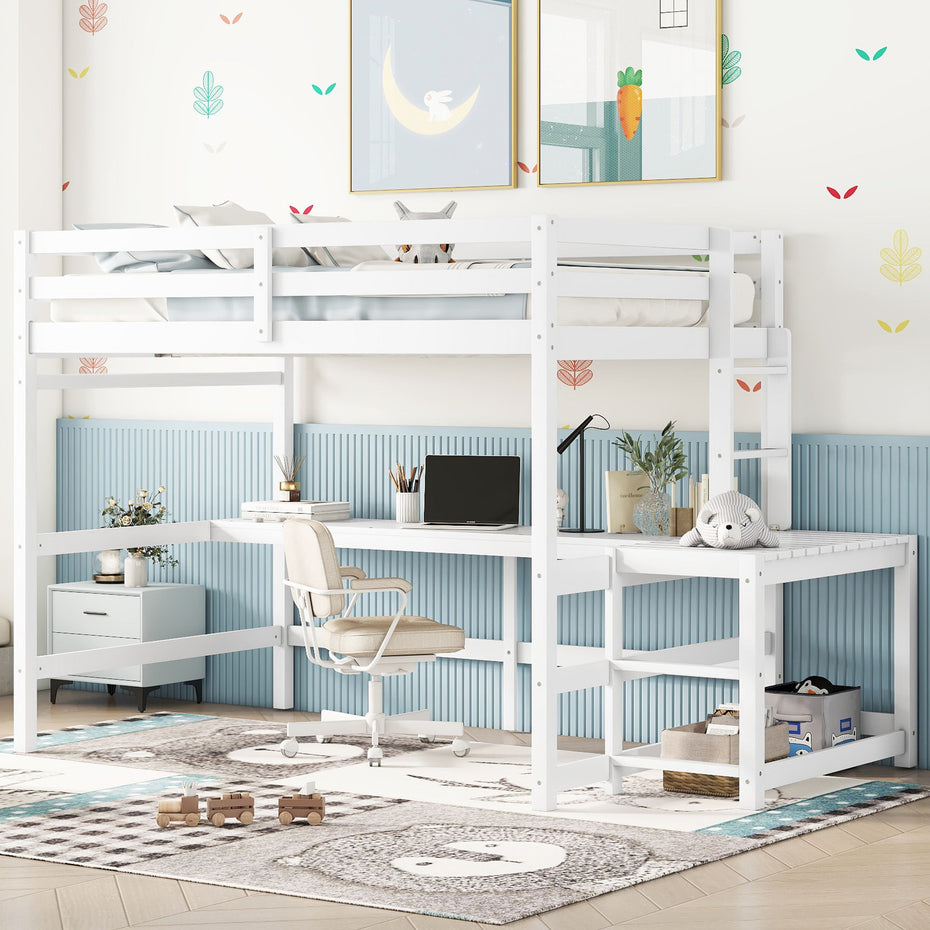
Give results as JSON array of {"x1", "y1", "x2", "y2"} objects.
[{"x1": 405, "y1": 454, "x2": 521, "y2": 530}]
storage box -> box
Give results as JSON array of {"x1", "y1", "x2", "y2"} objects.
[
  {"x1": 661, "y1": 720, "x2": 789, "y2": 797},
  {"x1": 764, "y1": 683, "x2": 860, "y2": 755}
]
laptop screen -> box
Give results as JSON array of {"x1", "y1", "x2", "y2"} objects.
[{"x1": 423, "y1": 454, "x2": 521, "y2": 525}]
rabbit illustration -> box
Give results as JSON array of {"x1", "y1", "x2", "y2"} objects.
[{"x1": 424, "y1": 90, "x2": 452, "y2": 121}]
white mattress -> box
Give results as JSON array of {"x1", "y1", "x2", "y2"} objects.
[{"x1": 49, "y1": 263, "x2": 755, "y2": 326}]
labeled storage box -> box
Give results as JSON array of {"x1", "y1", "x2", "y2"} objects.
[
  {"x1": 661, "y1": 720, "x2": 789, "y2": 797},
  {"x1": 764, "y1": 683, "x2": 860, "y2": 755}
]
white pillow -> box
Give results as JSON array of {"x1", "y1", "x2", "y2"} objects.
[
  {"x1": 290, "y1": 213, "x2": 390, "y2": 267},
  {"x1": 173, "y1": 201, "x2": 308, "y2": 269},
  {"x1": 73, "y1": 223, "x2": 216, "y2": 273}
]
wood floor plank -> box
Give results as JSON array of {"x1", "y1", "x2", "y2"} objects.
[
  {"x1": 679, "y1": 860, "x2": 747, "y2": 895},
  {"x1": 57, "y1": 876, "x2": 129, "y2": 930},
  {"x1": 115, "y1": 874, "x2": 190, "y2": 925},
  {"x1": 762, "y1": 836, "x2": 829, "y2": 868},
  {"x1": 588, "y1": 887, "x2": 660, "y2": 924},
  {"x1": 536, "y1": 900, "x2": 611, "y2": 930},
  {"x1": 177, "y1": 882, "x2": 247, "y2": 910},
  {"x1": 407, "y1": 914, "x2": 484, "y2": 928},
  {"x1": 879, "y1": 901, "x2": 930, "y2": 929},
  {"x1": 720, "y1": 848, "x2": 788, "y2": 881},
  {"x1": 803, "y1": 824, "x2": 867, "y2": 855},
  {"x1": 0, "y1": 889, "x2": 63, "y2": 930},
  {"x1": 633, "y1": 873, "x2": 704, "y2": 910}
]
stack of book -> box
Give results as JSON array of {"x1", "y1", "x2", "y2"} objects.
[{"x1": 240, "y1": 500, "x2": 351, "y2": 522}]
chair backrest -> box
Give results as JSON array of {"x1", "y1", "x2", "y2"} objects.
[{"x1": 282, "y1": 519, "x2": 346, "y2": 618}]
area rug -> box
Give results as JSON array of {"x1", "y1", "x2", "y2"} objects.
[{"x1": 0, "y1": 714, "x2": 926, "y2": 925}]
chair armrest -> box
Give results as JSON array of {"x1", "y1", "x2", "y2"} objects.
[
  {"x1": 340, "y1": 566, "x2": 367, "y2": 581},
  {"x1": 349, "y1": 576, "x2": 413, "y2": 594}
]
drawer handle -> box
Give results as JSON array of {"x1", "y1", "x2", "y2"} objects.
[{"x1": 82, "y1": 610, "x2": 109, "y2": 616}]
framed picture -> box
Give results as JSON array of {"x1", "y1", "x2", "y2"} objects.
[
  {"x1": 538, "y1": 0, "x2": 721, "y2": 186},
  {"x1": 350, "y1": 0, "x2": 516, "y2": 193}
]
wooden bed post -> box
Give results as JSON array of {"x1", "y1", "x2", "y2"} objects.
[
  {"x1": 530, "y1": 215, "x2": 559, "y2": 811},
  {"x1": 707, "y1": 226, "x2": 735, "y2": 499}
]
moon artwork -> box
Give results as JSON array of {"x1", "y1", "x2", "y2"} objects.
[{"x1": 351, "y1": 0, "x2": 514, "y2": 192}]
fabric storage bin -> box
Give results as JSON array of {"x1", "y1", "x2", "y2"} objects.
[
  {"x1": 661, "y1": 720, "x2": 789, "y2": 797},
  {"x1": 764, "y1": 682, "x2": 860, "y2": 755}
]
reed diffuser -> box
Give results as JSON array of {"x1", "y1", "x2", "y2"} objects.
[{"x1": 274, "y1": 454, "x2": 306, "y2": 502}]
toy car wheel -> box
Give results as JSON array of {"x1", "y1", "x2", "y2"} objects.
[
  {"x1": 306, "y1": 811, "x2": 323, "y2": 825},
  {"x1": 185, "y1": 813, "x2": 200, "y2": 827},
  {"x1": 279, "y1": 810, "x2": 294, "y2": 825},
  {"x1": 210, "y1": 812, "x2": 225, "y2": 827},
  {"x1": 239, "y1": 810, "x2": 254, "y2": 825},
  {"x1": 280, "y1": 738, "x2": 299, "y2": 758},
  {"x1": 315, "y1": 735, "x2": 334, "y2": 744},
  {"x1": 156, "y1": 813, "x2": 170, "y2": 828}
]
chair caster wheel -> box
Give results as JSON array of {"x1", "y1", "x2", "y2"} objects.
[
  {"x1": 280, "y1": 738, "x2": 299, "y2": 758},
  {"x1": 451, "y1": 738, "x2": 470, "y2": 758},
  {"x1": 367, "y1": 747, "x2": 383, "y2": 767},
  {"x1": 316, "y1": 735, "x2": 334, "y2": 744},
  {"x1": 369, "y1": 759, "x2": 381, "y2": 767},
  {"x1": 419, "y1": 735, "x2": 436, "y2": 743}
]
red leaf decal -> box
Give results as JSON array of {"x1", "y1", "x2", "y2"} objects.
[
  {"x1": 61, "y1": 181, "x2": 70, "y2": 191},
  {"x1": 289, "y1": 205, "x2": 298, "y2": 213},
  {"x1": 532, "y1": 164, "x2": 538, "y2": 172},
  {"x1": 232, "y1": 12, "x2": 243, "y2": 23},
  {"x1": 843, "y1": 185, "x2": 858, "y2": 199},
  {"x1": 826, "y1": 187, "x2": 841, "y2": 199},
  {"x1": 290, "y1": 205, "x2": 313, "y2": 214},
  {"x1": 737, "y1": 379, "x2": 751, "y2": 392},
  {"x1": 220, "y1": 13, "x2": 230, "y2": 23},
  {"x1": 752, "y1": 381, "x2": 762, "y2": 392},
  {"x1": 517, "y1": 162, "x2": 530, "y2": 173},
  {"x1": 78, "y1": 0, "x2": 107, "y2": 35},
  {"x1": 78, "y1": 357, "x2": 108, "y2": 374},
  {"x1": 557, "y1": 360, "x2": 594, "y2": 389},
  {"x1": 303, "y1": 205, "x2": 313, "y2": 214}
]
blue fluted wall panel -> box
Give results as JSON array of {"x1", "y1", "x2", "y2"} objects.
[{"x1": 57, "y1": 421, "x2": 928, "y2": 764}]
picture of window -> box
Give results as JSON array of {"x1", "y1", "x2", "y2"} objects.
[
  {"x1": 538, "y1": 0, "x2": 720, "y2": 186},
  {"x1": 350, "y1": 0, "x2": 516, "y2": 193}
]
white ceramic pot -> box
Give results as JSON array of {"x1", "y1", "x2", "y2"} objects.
[{"x1": 124, "y1": 552, "x2": 148, "y2": 587}]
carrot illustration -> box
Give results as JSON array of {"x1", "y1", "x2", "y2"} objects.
[{"x1": 616, "y1": 67, "x2": 643, "y2": 141}]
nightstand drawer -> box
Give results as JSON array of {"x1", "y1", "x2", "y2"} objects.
[
  {"x1": 51, "y1": 590, "x2": 141, "y2": 638},
  {"x1": 51, "y1": 632, "x2": 141, "y2": 682}
]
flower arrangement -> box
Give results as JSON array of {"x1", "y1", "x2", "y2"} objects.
[
  {"x1": 101, "y1": 486, "x2": 178, "y2": 569},
  {"x1": 612, "y1": 420, "x2": 689, "y2": 493}
]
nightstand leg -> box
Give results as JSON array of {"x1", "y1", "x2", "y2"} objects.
[
  {"x1": 184, "y1": 679, "x2": 204, "y2": 704},
  {"x1": 49, "y1": 679, "x2": 67, "y2": 704},
  {"x1": 126, "y1": 686, "x2": 161, "y2": 713},
  {"x1": 106, "y1": 684, "x2": 117, "y2": 696}
]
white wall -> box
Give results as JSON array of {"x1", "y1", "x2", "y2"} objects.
[{"x1": 58, "y1": 1, "x2": 929, "y2": 436}]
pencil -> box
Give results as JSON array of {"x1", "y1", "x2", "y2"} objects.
[{"x1": 389, "y1": 469, "x2": 399, "y2": 492}]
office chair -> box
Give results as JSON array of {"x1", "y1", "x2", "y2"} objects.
[{"x1": 279, "y1": 519, "x2": 470, "y2": 766}]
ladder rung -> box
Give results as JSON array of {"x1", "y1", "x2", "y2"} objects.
[
  {"x1": 733, "y1": 366, "x2": 789, "y2": 376},
  {"x1": 733, "y1": 447, "x2": 789, "y2": 460}
]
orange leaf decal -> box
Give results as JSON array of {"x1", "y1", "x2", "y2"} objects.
[
  {"x1": 737, "y1": 379, "x2": 762, "y2": 393},
  {"x1": 517, "y1": 162, "x2": 538, "y2": 174},
  {"x1": 753, "y1": 381, "x2": 762, "y2": 392},
  {"x1": 78, "y1": 0, "x2": 108, "y2": 35},
  {"x1": 220, "y1": 12, "x2": 243, "y2": 24},
  {"x1": 737, "y1": 379, "x2": 750, "y2": 392},
  {"x1": 557, "y1": 360, "x2": 593, "y2": 389},
  {"x1": 78, "y1": 357, "x2": 108, "y2": 374},
  {"x1": 61, "y1": 181, "x2": 70, "y2": 191}
]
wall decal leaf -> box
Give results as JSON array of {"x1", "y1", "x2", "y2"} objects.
[
  {"x1": 289, "y1": 205, "x2": 314, "y2": 214},
  {"x1": 557, "y1": 360, "x2": 593, "y2": 389},
  {"x1": 895, "y1": 320, "x2": 910, "y2": 333},
  {"x1": 877, "y1": 320, "x2": 892, "y2": 332},
  {"x1": 737, "y1": 379, "x2": 750, "y2": 392},
  {"x1": 80, "y1": 67, "x2": 89, "y2": 78},
  {"x1": 692, "y1": 255, "x2": 709, "y2": 262},
  {"x1": 220, "y1": 14, "x2": 230, "y2": 23},
  {"x1": 844, "y1": 186, "x2": 858, "y2": 199},
  {"x1": 68, "y1": 68, "x2": 77, "y2": 78},
  {"x1": 79, "y1": 0, "x2": 108, "y2": 35},
  {"x1": 62, "y1": 181, "x2": 70, "y2": 191},
  {"x1": 193, "y1": 71, "x2": 224, "y2": 118},
  {"x1": 855, "y1": 48, "x2": 870, "y2": 60},
  {"x1": 721, "y1": 34, "x2": 742, "y2": 85},
  {"x1": 872, "y1": 46, "x2": 887, "y2": 60},
  {"x1": 880, "y1": 229, "x2": 922, "y2": 285},
  {"x1": 827, "y1": 187, "x2": 841, "y2": 199},
  {"x1": 78, "y1": 357, "x2": 108, "y2": 374},
  {"x1": 753, "y1": 381, "x2": 762, "y2": 392},
  {"x1": 325, "y1": 83, "x2": 336, "y2": 95}
]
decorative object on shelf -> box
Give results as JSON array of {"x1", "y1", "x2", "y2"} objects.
[
  {"x1": 124, "y1": 551, "x2": 148, "y2": 588},
  {"x1": 612, "y1": 421, "x2": 688, "y2": 536},
  {"x1": 93, "y1": 548, "x2": 124, "y2": 584},
  {"x1": 604, "y1": 470, "x2": 648, "y2": 534},
  {"x1": 274, "y1": 454, "x2": 306, "y2": 502},
  {"x1": 557, "y1": 414, "x2": 611, "y2": 533},
  {"x1": 680, "y1": 490, "x2": 780, "y2": 549},
  {"x1": 539, "y1": 0, "x2": 720, "y2": 185},
  {"x1": 390, "y1": 461, "x2": 422, "y2": 523},
  {"x1": 101, "y1": 486, "x2": 179, "y2": 576},
  {"x1": 393, "y1": 201, "x2": 456, "y2": 264},
  {"x1": 350, "y1": 0, "x2": 515, "y2": 192},
  {"x1": 555, "y1": 488, "x2": 568, "y2": 528},
  {"x1": 669, "y1": 506, "x2": 695, "y2": 538}
]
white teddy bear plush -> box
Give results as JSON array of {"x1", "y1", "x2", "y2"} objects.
[{"x1": 680, "y1": 490, "x2": 779, "y2": 549}]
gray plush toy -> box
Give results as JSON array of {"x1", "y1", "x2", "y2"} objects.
[
  {"x1": 394, "y1": 200, "x2": 456, "y2": 264},
  {"x1": 680, "y1": 490, "x2": 779, "y2": 549}
]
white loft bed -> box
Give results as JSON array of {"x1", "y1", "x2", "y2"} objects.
[{"x1": 12, "y1": 216, "x2": 917, "y2": 811}]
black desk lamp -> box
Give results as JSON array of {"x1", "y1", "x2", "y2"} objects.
[{"x1": 557, "y1": 413, "x2": 610, "y2": 533}]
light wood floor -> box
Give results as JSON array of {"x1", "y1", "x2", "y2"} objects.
[{"x1": 2, "y1": 690, "x2": 930, "y2": 930}]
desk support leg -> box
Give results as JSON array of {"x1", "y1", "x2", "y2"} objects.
[
  {"x1": 893, "y1": 536, "x2": 918, "y2": 767},
  {"x1": 272, "y1": 542, "x2": 294, "y2": 710},
  {"x1": 738, "y1": 557, "x2": 766, "y2": 810},
  {"x1": 764, "y1": 583, "x2": 784, "y2": 686},
  {"x1": 604, "y1": 557, "x2": 624, "y2": 794},
  {"x1": 501, "y1": 557, "x2": 518, "y2": 733}
]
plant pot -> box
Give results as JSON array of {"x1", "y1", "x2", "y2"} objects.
[
  {"x1": 633, "y1": 489, "x2": 671, "y2": 536},
  {"x1": 124, "y1": 552, "x2": 148, "y2": 588}
]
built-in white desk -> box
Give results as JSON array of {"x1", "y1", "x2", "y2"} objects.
[{"x1": 25, "y1": 518, "x2": 917, "y2": 811}]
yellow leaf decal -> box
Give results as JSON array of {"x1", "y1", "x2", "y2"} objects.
[
  {"x1": 68, "y1": 68, "x2": 77, "y2": 78},
  {"x1": 895, "y1": 320, "x2": 910, "y2": 333},
  {"x1": 80, "y1": 67, "x2": 89, "y2": 78},
  {"x1": 878, "y1": 320, "x2": 892, "y2": 332},
  {"x1": 880, "y1": 228, "x2": 922, "y2": 286}
]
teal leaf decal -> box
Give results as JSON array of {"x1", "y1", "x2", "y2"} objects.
[
  {"x1": 721, "y1": 34, "x2": 742, "y2": 85},
  {"x1": 312, "y1": 84, "x2": 323, "y2": 95},
  {"x1": 312, "y1": 82, "x2": 337, "y2": 96},
  {"x1": 872, "y1": 46, "x2": 888, "y2": 60},
  {"x1": 193, "y1": 71, "x2": 224, "y2": 118},
  {"x1": 855, "y1": 48, "x2": 870, "y2": 60},
  {"x1": 325, "y1": 82, "x2": 336, "y2": 95}
]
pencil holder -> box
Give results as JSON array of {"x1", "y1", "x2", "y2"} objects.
[{"x1": 395, "y1": 492, "x2": 419, "y2": 524}]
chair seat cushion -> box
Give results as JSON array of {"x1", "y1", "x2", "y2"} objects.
[{"x1": 322, "y1": 616, "x2": 465, "y2": 657}]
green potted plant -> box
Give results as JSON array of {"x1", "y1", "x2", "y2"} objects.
[{"x1": 611, "y1": 421, "x2": 689, "y2": 535}]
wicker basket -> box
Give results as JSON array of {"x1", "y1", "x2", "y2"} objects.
[{"x1": 661, "y1": 720, "x2": 789, "y2": 798}]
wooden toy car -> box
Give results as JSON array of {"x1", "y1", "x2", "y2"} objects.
[
  {"x1": 277, "y1": 791, "x2": 325, "y2": 825},
  {"x1": 205, "y1": 791, "x2": 255, "y2": 826},
  {"x1": 155, "y1": 794, "x2": 201, "y2": 828}
]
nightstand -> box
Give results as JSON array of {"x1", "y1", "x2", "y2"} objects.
[{"x1": 47, "y1": 581, "x2": 205, "y2": 712}]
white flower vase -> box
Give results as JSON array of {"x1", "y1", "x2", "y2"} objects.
[{"x1": 124, "y1": 552, "x2": 148, "y2": 588}]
